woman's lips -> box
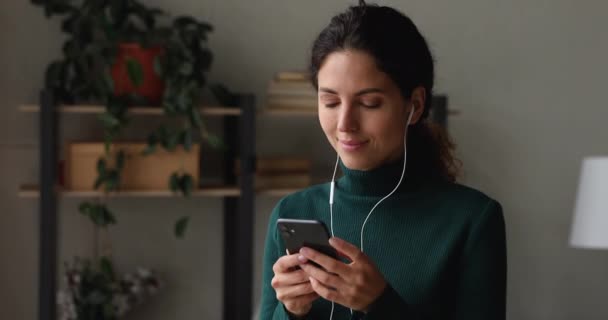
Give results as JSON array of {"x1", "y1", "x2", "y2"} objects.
[{"x1": 339, "y1": 139, "x2": 368, "y2": 151}]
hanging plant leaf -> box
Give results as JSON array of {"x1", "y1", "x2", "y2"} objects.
[
  {"x1": 181, "y1": 128, "x2": 193, "y2": 151},
  {"x1": 153, "y1": 55, "x2": 163, "y2": 77},
  {"x1": 125, "y1": 57, "x2": 144, "y2": 87},
  {"x1": 206, "y1": 134, "x2": 224, "y2": 149},
  {"x1": 174, "y1": 216, "x2": 190, "y2": 238},
  {"x1": 184, "y1": 107, "x2": 200, "y2": 131},
  {"x1": 79, "y1": 202, "x2": 94, "y2": 216},
  {"x1": 180, "y1": 174, "x2": 194, "y2": 197},
  {"x1": 98, "y1": 112, "x2": 120, "y2": 128},
  {"x1": 103, "y1": 70, "x2": 114, "y2": 93},
  {"x1": 99, "y1": 256, "x2": 115, "y2": 278},
  {"x1": 143, "y1": 133, "x2": 158, "y2": 156},
  {"x1": 116, "y1": 150, "x2": 126, "y2": 170},
  {"x1": 173, "y1": 16, "x2": 198, "y2": 29},
  {"x1": 100, "y1": 206, "x2": 117, "y2": 226},
  {"x1": 169, "y1": 172, "x2": 180, "y2": 193},
  {"x1": 178, "y1": 62, "x2": 193, "y2": 76},
  {"x1": 104, "y1": 170, "x2": 120, "y2": 192}
]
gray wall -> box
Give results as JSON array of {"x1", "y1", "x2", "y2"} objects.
[{"x1": 2, "y1": 0, "x2": 608, "y2": 319}]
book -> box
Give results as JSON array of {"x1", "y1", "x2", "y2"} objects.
[
  {"x1": 235, "y1": 157, "x2": 312, "y2": 175},
  {"x1": 275, "y1": 71, "x2": 310, "y2": 82},
  {"x1": 267, "y1": 80, "x2": 316, "y2": 97}
]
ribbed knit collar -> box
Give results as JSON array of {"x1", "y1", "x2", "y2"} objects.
[{"x1": 336, "y1": 158, "x2": 429, "y2": 197}]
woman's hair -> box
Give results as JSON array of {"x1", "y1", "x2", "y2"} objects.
[{"x1": 310, "y1": 0, "x2": 460, "y2": 182}]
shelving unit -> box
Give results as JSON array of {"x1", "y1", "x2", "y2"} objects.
[{"x1": 22, "y1": 91, "x2": 256, "y2": 320}]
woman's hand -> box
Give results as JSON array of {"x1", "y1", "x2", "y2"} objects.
[
  {"x1": 298, "y1": 237, "x2": 387, "y2": 312},
  {"x1": 271, "y1": 252, "x2": 319, "y2": 317}
]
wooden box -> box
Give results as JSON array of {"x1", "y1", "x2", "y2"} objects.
[{"x1": 65, "y1": 142, "x2": 200, "y2": 191}]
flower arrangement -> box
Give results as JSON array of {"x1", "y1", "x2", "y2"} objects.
[{"x1": 57, "y1": 256, "x2": 161, "y2": 320}]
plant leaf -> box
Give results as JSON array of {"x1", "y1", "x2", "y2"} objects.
[
  {"x1": 174, "y1": 216, "x2": 190, "y2": 238},
  {"x1": 169, "y1": 172, "x2": 180, "y2": 193},
  {"x1": 143, "y1": 133, "x2": 158, "y2": 156},
  {"x1": 98, "y1": 112, "x2": 120, "y2": 128},
  {"x1": 173, "y1": 16, "x2": 198, "y2": 29},
  {"x1": 125, "y1": 57, "x2": 144, "y2": 87},
  {"x1": 99, "y1": 256, "x2": 114, "y2": 278},
  {"x1": 153, "y1": 55, "x2": 163, "y2": 77},
  {"x1": 101, "y1": 206, "x2": 117, "y2": 226},
  {"x1": 79, "y1": 202, "x2": 94, "y2": 216},
  {"x1": 116, "y1": 150, "x2": 126, "y2": 170},
  {"x1": 189, "y1": 106, "x2": 202, "y2": 128},
  {"x1": 104, "y1": 171, "x2": 120, "y2": 192},
  {"x1": 206, "y1": 134, "x2": 223, "y2": 149},
  {"x1": 181, "y1": 128, "x2": 193, "y2": 151},
  {"x1": 180, "y1": 174, "x2": 194, "y2": 197}
]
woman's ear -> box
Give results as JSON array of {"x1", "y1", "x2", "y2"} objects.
[{"x1": 408, "y1": 86, "x2": 426, "y2": 125}]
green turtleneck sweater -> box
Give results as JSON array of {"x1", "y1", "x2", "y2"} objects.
[{"x1": 259, "y1": 160, "x2": 506, "y2": 319}]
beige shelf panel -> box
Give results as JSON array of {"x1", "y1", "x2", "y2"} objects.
[{"x1": 19, "y1": 104, "x2": 241, "y2": 116}]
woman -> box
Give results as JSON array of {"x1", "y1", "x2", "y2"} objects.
[{"x1": 259, "y1": 1, "x2": 506, "y2": 319}]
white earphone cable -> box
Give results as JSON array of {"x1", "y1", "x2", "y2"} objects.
[{"x1": 327, "y1": 105, "x2": 414, "y2": 319}]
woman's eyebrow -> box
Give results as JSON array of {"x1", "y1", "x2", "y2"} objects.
[{"x1": 318, "y1": 87, "x2": 385, "y2": 96}]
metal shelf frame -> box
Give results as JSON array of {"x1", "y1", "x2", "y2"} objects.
[{"x1": 35, "y1": 90, "x2": 256, "y2": 320}]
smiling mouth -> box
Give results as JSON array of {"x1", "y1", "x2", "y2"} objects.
[{"x1": 338, "y1": 139, "x2": 368, "y2": 151}]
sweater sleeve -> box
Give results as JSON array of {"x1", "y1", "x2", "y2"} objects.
[
  {"x1": 365, "y1": 199, "x2": 507, "y2": 319},
  {"x1": 259, "y1": 199, "x2": 302, "y2": 320},
  {"x1": 452, "y1": 199, "x2": 507, "y2": 319}
]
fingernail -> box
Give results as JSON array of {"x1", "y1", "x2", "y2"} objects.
[
  {"x1": 299, "y1": 247, "x2": 309, "y2": 256},
  {"x1": 329, "y1": 237, "x2": 337, "y2": 245},
  {"x1": 298, "y1": 255, "x2": 308, "y2": 263}
]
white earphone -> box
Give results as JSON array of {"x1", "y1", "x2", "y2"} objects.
[{"x1": 327, "y1": 104, "x2": 416, "y2": 319}]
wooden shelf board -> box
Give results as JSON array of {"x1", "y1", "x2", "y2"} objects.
[
  {"x1": 18, "y1": 185, "x2": 301, "y2": 198},
  {"x1": 19, "y1": 104, "x2": 241, "y2": 116},
  {"x1": 18, "y1": 185, "x2": 240, "y2": 198}
]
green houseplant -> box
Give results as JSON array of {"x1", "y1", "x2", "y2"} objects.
[
  {"x1": 31, "y1": 0, "x2": 238, "y2": 237},
  {"x1": 31, "y1": 1, "x2": 241, "y2": 318}
]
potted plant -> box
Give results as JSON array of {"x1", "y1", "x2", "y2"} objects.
[
  {"x1": 31, "y1": 0, "x2": 239, "y2": 237},
  {"x1": 57, "y1": 256, "x2": 162, "y2": 320}
]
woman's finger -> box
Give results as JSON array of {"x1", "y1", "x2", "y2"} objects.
[
  {"x1": 299, "y1": 247, "x2": 348, "y2": 275},
  {"x1": 271, "y1": 269, "x2": 309, "y2": 288},
  {"x1": 272, "y1": 253, "x2": 303, "y2": 273},
  {"x1": 276, "y1": 281, "x2": 315, "y2": 301},
  {"x1": 300, "y1": 263, "x2": 342, "y2": 290},
  {"x1": 309, "y1": 276, "x2": 342, "y2": 304}
]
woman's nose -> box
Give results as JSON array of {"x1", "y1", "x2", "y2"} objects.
[{"x1": 337, "y1": 104, "x2": 359, "y2": 133}]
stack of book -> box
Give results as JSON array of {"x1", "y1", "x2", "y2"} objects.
[
  {"x1": 236, "y1": 156, "x2": 312, "y2": 190},
  {"x1": 266, "y1": 71, "x2": 317, "y2": 111}
]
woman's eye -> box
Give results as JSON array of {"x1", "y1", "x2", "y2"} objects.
[
  {"x1": 324, "y1": 103, "x2": 339, "y2": 108},
  {"x1": 361, "y1": 102, "x2": 381, "y2": 108}
]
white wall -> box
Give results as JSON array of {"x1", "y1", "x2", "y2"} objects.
[{"x1": 1, "y1": 0, "x2": 608, "y2": 319}]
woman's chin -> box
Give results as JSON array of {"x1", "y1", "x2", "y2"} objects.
[{"x1": 340, "y1": 157, "x2": 376, "y2": 171}]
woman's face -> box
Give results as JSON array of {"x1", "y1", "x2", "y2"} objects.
[{"x1": 317, "y1": 49, "x2": 423, "y2": 171}]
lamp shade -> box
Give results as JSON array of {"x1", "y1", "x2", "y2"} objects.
[{"x1": 570, "y1": 157, "x2": 608, "y2": 249}]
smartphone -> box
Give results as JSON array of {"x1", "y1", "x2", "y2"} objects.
[{"x1": 276, "y1": 218, "x2": 339, "y2": 261}]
